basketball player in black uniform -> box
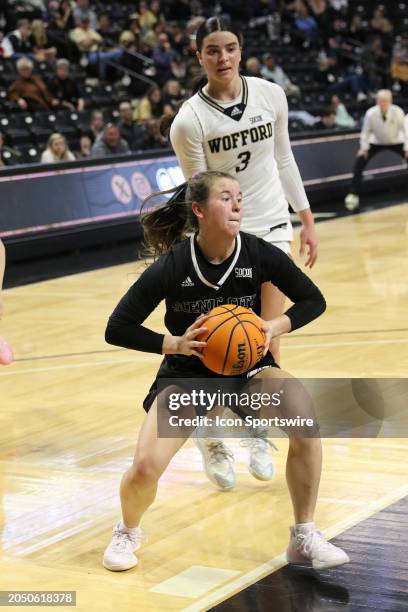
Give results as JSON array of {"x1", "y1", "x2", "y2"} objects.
[{"x1": 102, "y1": 171, "x2": 349, "y2": 572}]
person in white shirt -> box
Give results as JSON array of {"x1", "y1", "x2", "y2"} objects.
[
  {"x1": 40, "y1": 133, "x2": 76, "y2": 163},
  {"x1": 166, "y1": 17, "x2": 318, "y2": 490},
  {"x1": 345, "y1": 90, "x2": 408, "y2": 211}
]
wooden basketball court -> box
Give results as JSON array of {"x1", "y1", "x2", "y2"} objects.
[{"x1": 0, "y1": 204, "x2": 407, "y2": 610}]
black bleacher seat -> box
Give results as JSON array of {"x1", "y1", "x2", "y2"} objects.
[
  {"x1": 16, "y1": 144, "x2": 41, "y2": 164},
  {"x1": 0, "y1": 115, "x2": 32, "y2": 145}
]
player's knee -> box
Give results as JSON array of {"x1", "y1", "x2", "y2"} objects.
[
  {"x1": 128, "y1": 458, "x2": 160, "y2": 488},
  {"x1": 289, "y1": 436, "x2": 321, "y2": 451}
]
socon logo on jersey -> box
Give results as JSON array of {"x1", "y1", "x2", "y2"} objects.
[{"x1": 235, "y1": 267, "x2": 252, "y2": 278}]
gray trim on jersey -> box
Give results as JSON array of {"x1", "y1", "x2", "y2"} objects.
[{"x1": 190, "y1": 233, "x2": 242, "y2": 291}]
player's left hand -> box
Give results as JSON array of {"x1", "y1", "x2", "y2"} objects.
[{"x1": 299, "y1": 224, "x2": 318, "y2": 268}]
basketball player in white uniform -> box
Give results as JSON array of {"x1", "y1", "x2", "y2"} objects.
[{"x1": 168, "y1": 17, "x2": 318, "y2": 490}]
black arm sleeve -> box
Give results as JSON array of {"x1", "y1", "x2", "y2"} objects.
[
  {"x1": 259, "y1": 239, "x2": 326, "y2": 330},
  {"x1": 105, "y1": 257, "x2": 170, "y2": 354}
]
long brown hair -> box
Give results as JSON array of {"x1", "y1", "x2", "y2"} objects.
[{"x1": 140, "y1": 171, "x2": 235, "y2": 257}]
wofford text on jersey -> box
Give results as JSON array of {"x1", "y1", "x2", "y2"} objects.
[{"x1": 208, "y1": 122, "x2": 273, "y2": 153}]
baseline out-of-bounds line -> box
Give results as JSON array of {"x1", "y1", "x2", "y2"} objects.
[{"x1": 182, "y1": 483, "x2": 408, "y2": 612}]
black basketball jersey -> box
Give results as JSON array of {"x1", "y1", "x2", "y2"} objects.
[{"x1": 106, "y1": 232, "x2": 326, "y2": 354}]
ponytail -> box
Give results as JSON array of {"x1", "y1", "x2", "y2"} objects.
[{"x1": 140, "y1": 170, "x2": 236, "y2": 257}]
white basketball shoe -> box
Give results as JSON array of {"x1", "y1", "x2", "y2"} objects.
[
  {"x1": 286, "y1": 526, "x2": 350, "y2": 570},
  {"x1": 195, "y1": 438, "x2": 235, "y2": 490},
  {"x1": 103, "y1": 522, "x2": 144, "y2": 571}
]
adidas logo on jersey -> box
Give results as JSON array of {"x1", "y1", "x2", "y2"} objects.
[
  {"x1": 230, "y1": 106, "x2": 242, "y2": 117},
  {"x1": 181, "y1": 276, "x2": 195, "y2": 287}
]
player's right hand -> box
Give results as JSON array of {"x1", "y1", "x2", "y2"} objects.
[{"x1": 176, "y1": 314, "x2": 209, "y2": 358}]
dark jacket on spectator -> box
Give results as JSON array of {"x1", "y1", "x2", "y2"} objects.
[
  {"x1": 8, "y1": 76, "x2": 54, "y2": 109},
  {"x1": 48, "y1": 76, "x2": 81, "y2": 106},
  {"x1": 91, "y1": 138, "x2": 130, "y2": 158}
]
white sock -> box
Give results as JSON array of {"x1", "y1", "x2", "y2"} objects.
[
  {"x1": 294, "y1": 521, "x2": 315, "y2": 535},
  {"x1": 118, "y1": 519, "x2": 140, "y2": 534}
]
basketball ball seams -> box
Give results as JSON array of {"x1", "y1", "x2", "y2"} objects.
[
  {"x1": 197, "y1": 305, "x2": 265, "y2": 375},
  {"x1": 222, "y1": 320, "x2": 249, "y2": 374}
]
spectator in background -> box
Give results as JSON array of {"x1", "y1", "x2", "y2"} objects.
[
  {"x1": 48, "y1": 58, "x2": 85, "y2": 112},
  {"x1": 91, "y1": 123, "x2": 130, "y2": 157},
  {"x1": 370, "y1": 6, "x2": 393, "y2": 40},
  {"x1": 73, "y1": 0, "x2": 98, "y2": 30},
  {"x1": 261, "y1": 53, "x2": 300, "y2": 96},
  {"x1": 3, "y1": 19, "x2": 33, "y2": 58},
  {"x1": 162, "y1": 79, "x2": 183, "y2": 109},
  {"x1": 245, "y1": 57, "x2": 262, "y2": 78},
  {"x1": 77, "y1": 134, "x2": 92, "y2": 158},
  {"x1": 136, "y1": 0, "x2": 158, "y2": 32},
  {"x1": 70, "y1": 14, "x2": 124, "y2": 80},
  {"x1": 133, "y1": 85, "x2": 164, "y2": 123},
  {"x1": 349, "y1": 14, "x2": 367, "y2": 46},
  {"x1": 293, "y1": 1, "x2": 320, "y2": 46},
  {"x1": 142, "y1": 118, "x2": 168, "y2": 149},
  {"x1": 48, "y1": 0, "x2": 75, "y2": 34},
  {"x1": 41, "y1": 132, "x2": 76, "y2": 163},
  {"x1": 391, "y1": 35, "x2": 408, "y2": 94},
  {"x1": 344, "y1": 90, "x2": 408, "y2": 211},
  {"x1": 329, "y1": 94, "x2": 356, "y2": 128},
  {"x1": 117, "y1": 101, "x2": 146, "y2": 151},
  {"x1": 0, "y1": 131, "x2": 22, "y2": 167},
  {"x1": 89, "y1": 109, "x2": 105, "y2": 141},
  {"x1": 96, "y1": 13, "x2": 118, "y2": 50},
  {"x1": 30, "y1": 19, "x2": 57, "y2": 61},
  {"x1": 152, "y1": 32, "x2": 179, "y2": 84},
  {"x1": 8, "y1": 57, "x2": 59, "y2": 110},
  {"x1": 313, "y1": 106, "x2": 337, "y2": 130}
]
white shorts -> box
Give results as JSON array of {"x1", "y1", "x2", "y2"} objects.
[{"x1": 263, "y1": 239, "x2": 292, "y2": 255}]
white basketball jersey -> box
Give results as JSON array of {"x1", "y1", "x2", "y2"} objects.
[{"x1": 170, "y1": 77, "x2": 310, "y2": 242}]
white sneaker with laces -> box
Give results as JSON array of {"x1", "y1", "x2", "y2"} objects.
[
  {"x1": 103, "y1": 523, "x2": 144, "y2": 571},
  {"x1": 286, "y1": 527, "x2": 350, "y2": 570},
  {"x1": 195, "y1": 438, "x2": 235, "y2": 490},
  {"x1": 344, "y1": 193, "x2": 360, "y2": 211},
  {"x1": 240, "y1": 437, "x2": 277, "y2": 481}
]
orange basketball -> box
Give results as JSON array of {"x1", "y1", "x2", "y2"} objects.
[{"x1": 198, "y1": 305, "x2": 265, "y2": 376}]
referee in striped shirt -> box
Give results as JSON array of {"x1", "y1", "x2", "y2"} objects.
[{"x1": 345, "y1": 90, "x2": 408, "y2": 211}]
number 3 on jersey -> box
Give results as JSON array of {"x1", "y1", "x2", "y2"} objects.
[{"x1": 236, "y1": 151, "x2": 251, "y2": 173}]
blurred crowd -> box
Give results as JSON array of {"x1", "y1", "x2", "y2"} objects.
[{"x1": 0, "y1": 0, "x2": 407, "y2": 166}]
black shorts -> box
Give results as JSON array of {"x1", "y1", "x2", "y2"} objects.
[{"x1": 143, "y1": 352, "x2": 278, "y2": 412}]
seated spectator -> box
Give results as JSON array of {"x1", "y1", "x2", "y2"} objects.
[
  {"x1": 73, "y1": 0, "x2": 98, "y2": 30},
  {"x1": 117, "y1": 101, "x2": 147, "y2": 151},
  {"x1": 245, "y1": 57, "x2": 262, "y2": 78},
  {"x1": 391, "y1": 35, "x2": 408, "y2": 93},
  {"x1": 0, "y1": 131, "x2": 23, "y2": 167},
  {"x1": 293, "y1": 1, "x2": 320, "y2": 46},
  {"x1": 349, "y1": 14, "x2": 367, "y2": 46},
  {"x1": 90, "y1": 123, "x2": 130, "y2": 157},
  {"x1": 370, "y1": 6, "x2": 393, "y2": 38},
  {"x1": 77, "y1": 134, "x2": 92, "y2": 158},
  {"x1": 70, "y1": 14, "x2": 124, "y2": 80},
  {"x1": 70, "y1": 13, "x2": 102, "y2": 52},
  {"x1": 133, "y1": 85, "x2": 164, "y2": 123},
  {"x1": 41, "y1": 132, "x2": 76, "y2": 163},
  {"x1": 47, "y1": 0, "x2": 75, "y2": 34},
  {"x1": 48, "y1": 59, "x2": 85, "y2": 112},
  {"x1": 313, "y1": 107, "x2": 337, "y2": 130},
  {"x1": 162, "y1": 79, "x2": 183, "y2": 109},
  {"x1": 261, "y1": 53, "x2": 300, "y2": 96},
  {"x1": 8, "y1": 57, "x2": 59, "y2": 111},
  {"x1": 152, "y1": 32, "x2": 179, "y2": 84},
  {"x1": 3, "y1": 19, "x2": 33, "y2": 58},
  {"x1": 329, "y1": 94, "x2": 356, "y2": 128},
  {"x1": 30, "y1": 19, "x2": 57, "y2": 62},
  {"x1": 96, "y1": 13, "x2": 118, "y2": 49},
  {"x1": 88, "y1": 109, "x2": 105, "y2": 142},
  {"x1": 142, "y1": 118, "x2": 168, "y2": 149},
  {"x1": 136, "y1": 0, "x2": 158, "y2": 32}
]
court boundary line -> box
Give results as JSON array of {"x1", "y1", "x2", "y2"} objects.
[
  {"x1": 181, "y1": 485, "x2": 408, "y2": 612},
  {"x1": 2, "y1": 328, "x2": 408, "y2": 365}
]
